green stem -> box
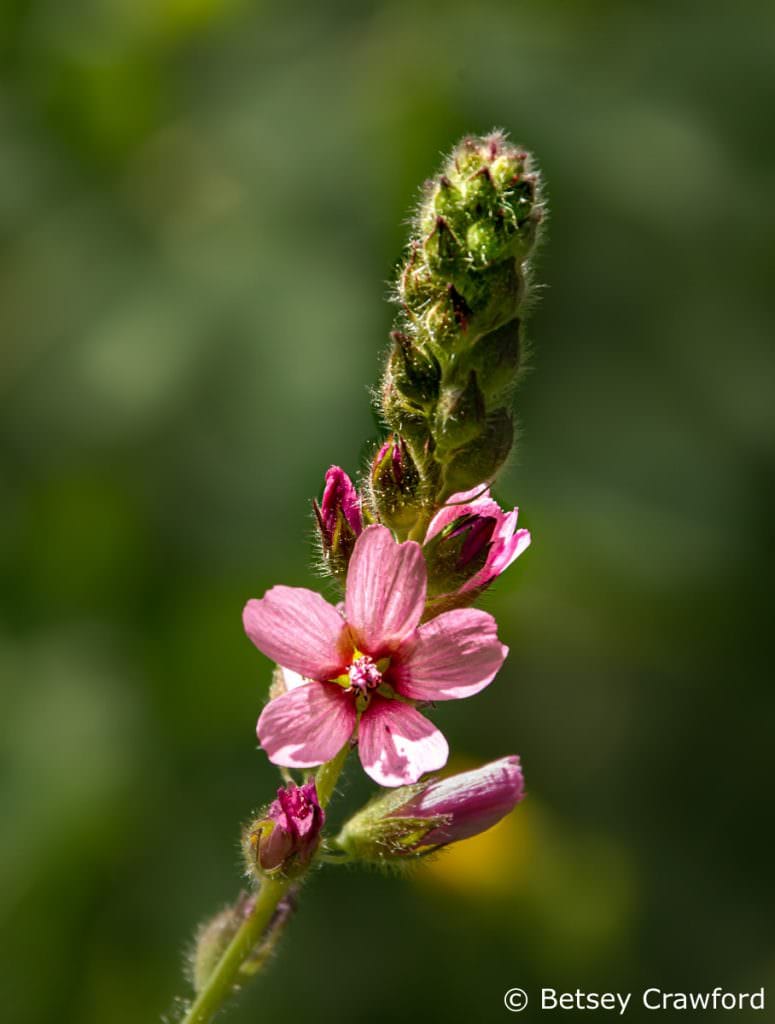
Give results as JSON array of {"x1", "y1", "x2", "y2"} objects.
[
  {"x1": 315, "y1": 740, "x2": 350, "y2": 808},
  {"x1": 181, "y1": 745, "x2": 350, "y2": 1024},
  {"x1": 181, "y1": 875, "x2": 291, "y2": 1024}
]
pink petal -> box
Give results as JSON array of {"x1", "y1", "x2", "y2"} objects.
[
  {"x1": 424, "y1": 484, "x2": 501, "y2": 541},
  {"x1": 358, "y1": 696, "x2": 448, "y2": 786},
  {"x1": 399, "y1": 755, "x2": 525, "y2": 846},
  {"x1": 465, "y1": 525, "x2": 531, "y2": 593},
  {"x1": 345, "y1": 525, "x2": 426, "y2": 655},
  {"x1": 492, "y1": 525, "x2": 531, "y2": 572},
  {"x1": 243, "y1": 586, "x2": 347, "y2": 679},
  {"x1": 257, "y1": 683, "x2": 356, "y2": 768},
  {"x1": 393, "y1": 608, "x2": 508, "y2": 701}
]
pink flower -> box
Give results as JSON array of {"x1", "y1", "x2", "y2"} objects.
[
  {"x1": 244, "y1": 525, "x2": 508, "y2": 787},
  {"x1": 423, "y1": 484, "x2": 530, "y2": 611}
]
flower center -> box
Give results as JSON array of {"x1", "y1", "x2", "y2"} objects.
[{"x1": 347, "y1": 654, "x2": 383, "y2": 694}]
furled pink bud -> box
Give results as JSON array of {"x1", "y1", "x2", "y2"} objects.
[
  {"x1": 423, "y1": 484, "x2": 530, "y2": 614},
  {"x1": 336, "y1": 756, "x2": 524, "y2": 864},
  {"x1": 313, "y1": 466, "x2": 363, "y2": 577},
  {"x1": 393, "y1": 755, "x2": 524, "y2": 850},
  {"x1": 243, "y1": 781, "x2": 325, "y2": 877}
]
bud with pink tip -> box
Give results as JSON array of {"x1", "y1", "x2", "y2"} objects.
[
  {"x1": 368, "y1": 434, "x2": 422, "y2": 535},
  {"x1": 313, "y1": 466, "x2": 363, "y2": 578},
  {"x1": 335, "y1": 756, "x2": 524, "y2": 864},
  {"x1": 243, "y1": 781, "x2": 325, "y2": 877}
]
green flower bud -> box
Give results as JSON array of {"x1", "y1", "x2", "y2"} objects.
[
  {"x1": 369, "y1": 434, "x2": 422, "y2": 534},
  {"x1": 432, "y1": 174, "x2": 464, "y2": 220},
  {"x1": 398, "y1": 243, "x2": 434, "y2": 309},
  {"x1": 388, "y1": 331, "x2": 441, "y2": 408},
  {"x1": 466, "y1": 216, "x2": 511, "y2": 269},
  {"x1": 424, "y1": 284, "x2": 472, "y2": 354},
  {"x1": 433, "y1": 371, "x2": 485, "y2": 453},
  {"x1": 424, "y1": 216, "x2": 463, "y2": 275},
  {"x1": 463, "y1": 165, "x2": 499, "y2": 212},
  {"x1": 441, "y1": 408, "x2": 514, "y2": 498},
  {"x1": 469, "y1": 318, "x2": 523, "y2": 399}
]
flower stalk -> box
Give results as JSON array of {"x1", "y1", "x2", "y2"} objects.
[
  {"x1": 182, "y1": 748, "x2": 349, "y2": 1024},
  {"x1": 176, "y1": 129, "x2": 543, "y2": 1023},
  {"x1": 181, "y1": 875, "x2": 293, "y2": 1024}
]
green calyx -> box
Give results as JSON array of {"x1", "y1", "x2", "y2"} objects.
[
  {"x1": 334, "y1": 784, "x2": 450, "y2": 867},
  {"x1": 382, "y1": 130, "x2": 544, "y2": 506}
]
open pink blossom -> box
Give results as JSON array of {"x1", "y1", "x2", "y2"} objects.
[
  {"x1": 244, "y1": 525, "x2": 508, "y2": 787},
  {"x1": 423, "y1": 484, "x2": 530, "y2": 608}
]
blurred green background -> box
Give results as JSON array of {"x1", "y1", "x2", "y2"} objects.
[{"x1": 2, "y1": 1, "x2": 774, "y2": 1022}]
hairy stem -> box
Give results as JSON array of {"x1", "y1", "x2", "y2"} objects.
[
  {"x1": 181, "y1": 746, "x2": 349, "y2": 1024},
  {"x1": 181, "y1": 876, "x2": 292, "y2": 1024}
]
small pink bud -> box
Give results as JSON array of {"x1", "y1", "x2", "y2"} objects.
[
  {"x1": 243, "y1": 781, "x2": 325, "y2": 876},
  {"x1": 313, "y1": 466, "x2": 363, "y2": 577}
]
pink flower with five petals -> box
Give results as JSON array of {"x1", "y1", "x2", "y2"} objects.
[{"x1": 244, "y1": 525, "x2": 508, "y2": 787}]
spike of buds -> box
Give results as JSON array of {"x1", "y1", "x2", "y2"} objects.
[
  {"x1": 383, "y1": 130, "x2": 544, "y2": 504},
  {"x1": 243, "y1": 781, "x2": 325, "y2": 877},
  {"x1": 335, "y1": 756, "x2": 525, "y2": 865}
]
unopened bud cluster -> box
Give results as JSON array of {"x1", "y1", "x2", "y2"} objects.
[{"x1": 382, "y1": 131, "x2": 543, "y2": 509}]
